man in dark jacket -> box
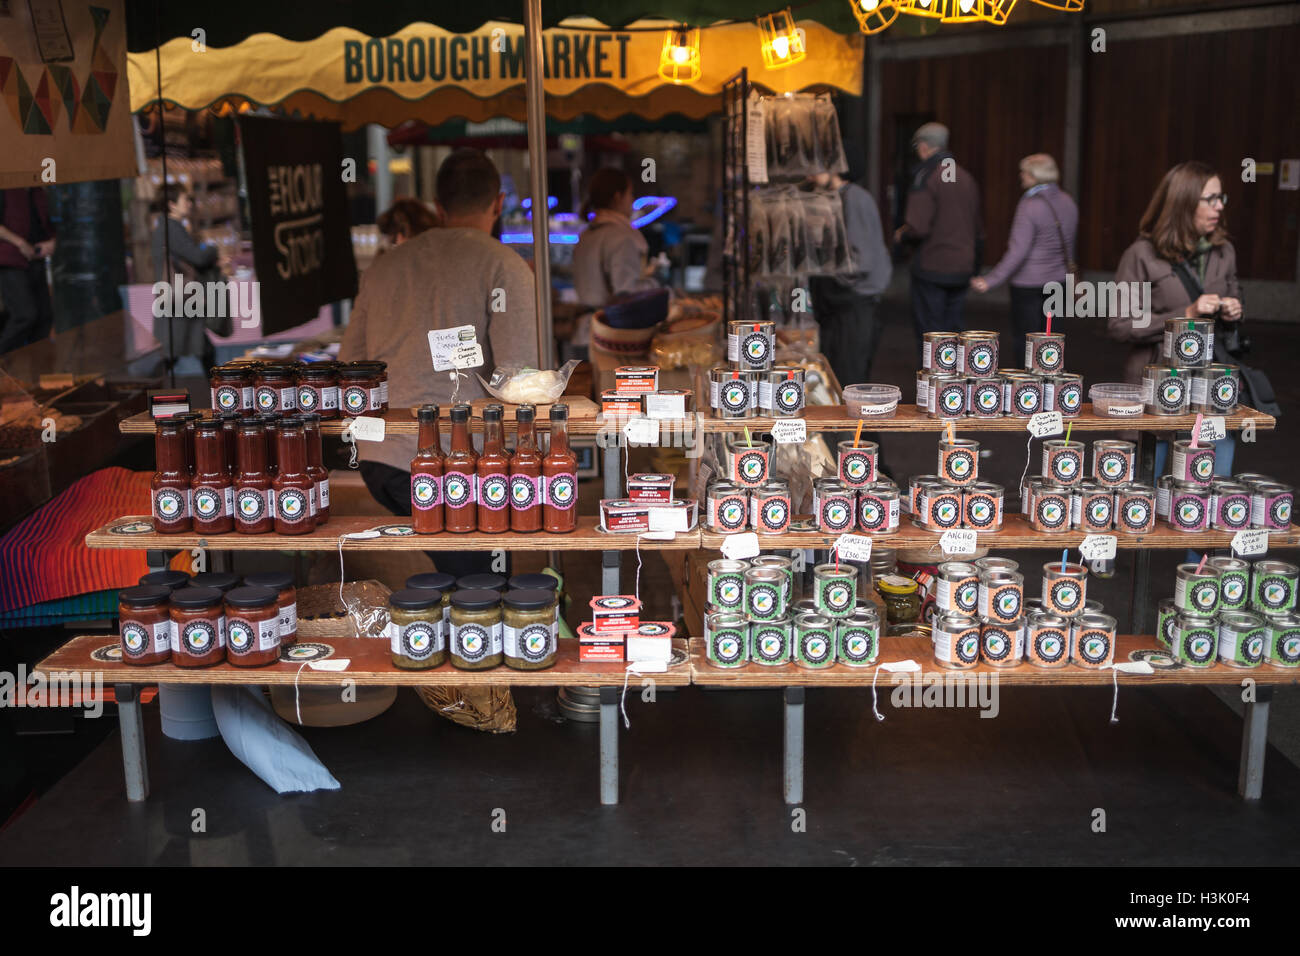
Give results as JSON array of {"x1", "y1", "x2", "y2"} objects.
[
  {"x1": 895, "y1": 123, "x2": 983, "y2": 347},
  {"x1": 0, "y1": 188, "x2": 56, "y2": 355}
]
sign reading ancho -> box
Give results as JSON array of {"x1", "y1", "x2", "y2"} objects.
[{"x1": 239, "y1": 116, "x2": 357, "y2": 334}]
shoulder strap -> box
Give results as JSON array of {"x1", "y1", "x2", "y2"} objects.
[
  {"x1": 1171, "y1": 257, "x2": 1203, "y2": 301},
  {"x1": 1036, "y1": 194, "x2": 1071, "y2": 272}
]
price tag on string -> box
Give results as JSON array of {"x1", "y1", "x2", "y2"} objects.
[
  {"x1": 1078, "y1": 534, "x2": 1117, "y2": 561},
  {"x1": 1198, "y1": 415, "x2": 1227, "y2": 443},
  {"x1": 720, "y1": 532, "x2": 761, "y2": 560},
  {"x1": 939, "y1": 529, "x2": 978, "y2": 555},
  {"x1": 1109, "y1": 661, "x2": 1154, "y2": 675},
  {"x1": 427, "y1": 325, "x2": 484, "y2": 371},
  {"x1": 344, "y1": 417, "x2": 385, "y2": 442},
  {"x1": 647, "y1": 508, "x2": 688, "y2": 533},
  {"x1": 623, "y1": 417, "x2": 660, "y2": 446},
  {"x1": 1231, "y1": 528, "x2": 1268, "y2": 557},
  {"x1": 834, "y1": 533, "x2": 873, "y2": 563},
  {"x1": 1026, "y1": 411, "x2": 1064, "y2": 438},
  {"x1": 307, "y1": 659, "x2": 351, "y2": 672},
  {"x1": 770, "y1": 419, "x2": 807, "y2": 445},
  {"x1": 879, "y1": 660, "x2": 921, "y2": 673},
  {"x1": 641, "y1": 530, "x2": 676, "y2": 541}
]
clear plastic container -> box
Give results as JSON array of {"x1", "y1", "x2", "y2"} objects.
[
  {"x1": 843, "y1": 384, "x2": 901, "y2": 418},
  {"x1": 1089, "y1": 383, "x2": 1144, "y2": 417}
]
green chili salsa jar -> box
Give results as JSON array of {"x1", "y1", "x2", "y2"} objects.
[
  {"x1": 406, "y1": 572, "x2": 455, "y2": 625},
  {"x1": 450, "y1": 588, "x2": 504, "y2": 669},
  {"x1": 388, "y1": 588, "x2": 447, "y2": 669},
  {"x1": 503, "y1": 588, "x2": 558, "y2": 670}
]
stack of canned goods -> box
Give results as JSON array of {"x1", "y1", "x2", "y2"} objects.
[
  {"x1": 1020, "y1": 439, "x2": 1157, "y2": 533},
  {"x1": 710, "y1": 319, "x2": 807, "y2": 418},
  {"x1": 706, "y1": 477, "x2": 793, "y2": 534},
  {"x1": 1155, "y1": 558, "x2": 1300, "y2": 668},
  {"x1": 915, "y1": 329, "x2": 1080, "y2": 419},
  {"x1": 1153, "y1": 468, "x2": 1292, "y2": 534},
  {"x1": 1142, "y1": 359, "x2": 1238, "y2": 417},
  {"x1": 907, "y1": 475, "x2": 1005, "y2": 533},
  {"x1": 703, "y1": 555, "x2": 880, "y2": 669}
]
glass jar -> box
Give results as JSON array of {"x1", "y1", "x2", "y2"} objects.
[
  {"x1": 169, "y1": 586, "x2": 226, "y2": 667},
  {"x1": 118, "y1": 585, "x2": 173, "y2": 665},
  {"x1": 295, "y1": 364, "x2": 340, "y2": 419},
  {"x1": 209, "y1": 365, "x2": 254, "y2": 416},
  {"x1": 254, "y1": 363, "x2": 297, "y2": 414},
  {"x1": 449, "y1": 589, "x2": 504, "y2": 669},
  {"x1": 244, "y1": 571, "x2": 297, "y2": 646},
  {"x1": 876, "y1": 574, "x2": 920, "y2": 625},
  {"x1": 389, "y1": 588, "x2": 447, "y2": 669},
  {"x1": 406, "y1": 572, "x2": 456, "y2": 625},
  {"x1": 457, "y1": 573, "x2": 507, "y2": 593},
  {"x1": 138, "y1": 570, "x2": 190, "y2": 592},
  {"x1": 503, "y1": 588, "x2": 558, "y2": 670},
  {"x1": 191, "y1": 572, "x2": 239, "y2": 593},
  {"x1": 339, "y1": 366, "x2": 376, "y2": 417},
  {"x1": 352, "y1": 361, "x2": 387, "y2": 412},
  {"x1": 224, "y1": 586, "x2": 281, "y2": 667},
  {"x1": 507, "y1": 573, "x2": 560, "y2": 623}
]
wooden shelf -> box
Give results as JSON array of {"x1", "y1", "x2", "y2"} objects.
[
  {"x1": 35, "y1": 635, "x2": 691, "y2": 688},
  {"x1": 700, "y1": 514, "x2": 1300, "y2": 552},
  {"x1": 85, "y1": 515, "x2": 701, "y2": 552},
  {"x1": 688, "y1": 636, "x2": 1300, "y2": 687}
]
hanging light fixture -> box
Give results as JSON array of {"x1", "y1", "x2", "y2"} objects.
[
  {"x1": 849, "y1": 0, "x2": 902, "y2": 35},
  {"x1": 1028, "y1": 0, "x2": 1083, "y2": 9},
  {"x1": 899, "y1": 0, "x2": 946, "y2": 20},
  {"x1": 942, "y1": 0, "x2": 988, "y2": 23},
  {"x1": 969, "y1": 0, "x2": 1020, "y2": 24},
  {"x1": 758, "y1": 8, "x2": 807, "y2": 69},
  {"x1": 658, "y1": 26, "x2": 701, "y2": 85}
]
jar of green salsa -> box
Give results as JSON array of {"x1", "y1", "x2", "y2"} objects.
[
  {"x1": 450, "y1": 589, "x2": 504, "y2": 669},
  {"x1": 503, "y1": 588, "x2": 558, "y2": 670},
  {"x1": 388, "y1": 588, "x2": 446, "y2": 669}
]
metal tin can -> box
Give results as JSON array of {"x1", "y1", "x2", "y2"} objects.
[
  {"x1": 909, "y1": 475, "x2": 943, "y2": 518},
  {"x1": 857, "y1": 483, "x2": 900, "y2": 535},
  {"x1": 728, "y1": 319, "x2": 776, "y2": 371},
  {"x1": 761, "y1": 366, "x2": 806, "y2": 416},
  {"x1": 958, "y1": 331, "x2": 999, "y2": 376},
  {"x1": 1192, "y1": 363, "x2": 1240, "y2": 414},
  {"x1": 1025, "y1": 332, "x2": 1065, "y2": 374},
  {"x1": 929, "y1": 373, "x2": 968, "y2": 418},
  {"x1": 933, "y1": 611, "x2": 980, "y2": 669},
  {"x1": 1115, "y1": 483, "x2": 1157, "y2": 534},
  {"x1": 922, "y1": 331, "x2": 960, "y2": 372},
  {"x1": 750, "y1": 617, "x2": 793, "y2": 666},
  {"x1": 921, "y1": 483, "x2": 964, "y2": 532},
  {"x1": 938, "y1": 437, "x2": 980, "y2": 486},
  {"x1": 1042, "y1": 439, "x2": 1085, "y2": 486},
  {"x1": 1005, "y1": 371, "x2": 1044, "y2": 417},
  {"x1": 1208, "y1": 556, "x2": 1250, "y2": 611},
  {"x1": 975, "y1": 556, "x2": 1020, "y2": 575},
  {"x1": 979, "y1": 570, "x2": 1024, "y2": 624},
  {"x1": 1217, "y1": 611, "x2": 1267, "y2": 668},
  {"x1": 1072, "y1": 612, "x2": 1117, "y2": 668},
  {"x1": 710, "y1": 367, "x2": 758, "y2": 419},
  {"x1": 1171, "y1": 612, "x2": 1218, "y2": 667},
  {"x1": 1032, "y1": 483, "x2": 1071, "y2": 534},
  {"x1": 744, "y1": 567, "x2": 786, "y2": 622},
  {"x1": 1168, "y1": 480, "x2": 1211, "y2": 533},
  {"x1": 1234, "y1": 473, "x2": 1274, "y2": 492},
  {"x1": 1265, "y1": 613, "x2": 1300, "y2": 668},
  {"x1": 705, "y1": 611, "x2": 749, "y2": 668},
  {"x1": 750, "y1": 479, "x2": 792, "y2": 534},
  {"x1": 1092, "y1": 440, "x2": 1136, "y2": 488},
  {"x1": 1173, "y1": 562, "x2": 1221, "y2": 615},
  {"x1": 813, "y1": 563, "x2": 858, "y2": 619},
  {"x1": 1021, "y1": 475, "x2": 1044, "y2": 516},
  {"x1": 968, "y1": 374, "x2": 1004, "y2": 418},
  {"x1": 1250, "y1": 481, "x2": 1294, "y2": 531},
  {"x1": 916, "y1": 370, "x2": 931, "y2": 413},
  {"x1": 793, "y1": 611, "x2": 836, "y2": 668},
  {"x1": 1042, "y1": 561, "x2": 1088, "y2": 618},
  {"x1": 1071, "y1": 480, "x2": 1114, "y2": 532},
  {"x1": 1156, "y1": 474, "x2": 1175, "y2": 520},
  {"x1": 792, "y1": 598, "x2": 818, "y2": 617},
  {"x1": 1171, "y1": 439, "x2": 1216, "y2": 486},
  {"x1": 1044, "y1": 372, "x2": 1084, "y2": 417},
  {"x1": 838, "y1": 440, "x2": 879, "y2": 488},
  {"x1": 1210, "y1": 479, "x2": 1252, "y2": 532},
  {"x1": 1142, "y1": 365, "x2": 1191, "y2": 416},
  {"x1": 1155, "y1": 598, "x2": 1179, "y2": 648},
  {"x1": 980, "y1": 618, "x2": 1024, "y2": 667},
  {"x1": 935, "y1": 561, "x2": 980, "y2": 616},
  {"x1": 1252, "y1": 560, "x2": 1299, "y2": 615},
  {"x1": 707, "y1": 558, "x2": 748, "y2": 611},
  {"x1": 751, "y1": 554, "x2": 795, "y2": 607},
  {"x1": 837, "y1": 608, "x2": 880, "y2": 667},
  {"x1": 707, "y1": 479, "x2": 750, "y2": 534},
  {"x1": 816, "y1": 480, "x2": 855, "y2": 534},
  {"x1": 726, "y1": 436, "x2": 770, "y2": 488},
  {"x1": 963, "y1": 481, "x2": 1003, "y2": 531},
  {"x1": 1025, "y1": 609, "x2": 1070, "y2": 667},
  {"x1": 1162, "y1": 317, "x2": 1213, "y2": 368}
]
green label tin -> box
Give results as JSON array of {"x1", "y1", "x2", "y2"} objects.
[
  {"x1": 750, "y1": 618, "x2": 792, "y2": 666},
  {"x1": 837, "y1": 615, "x2": 879, "y2": 667},
  {"x1": 794, "y1": 612, "x2": 835, "y2": 668},
  {"x1": 814, "y1": 564, "x2": 857, "y2": 619},
  {"x1": 1266, "y1": 614, "x2": 1300, "y2": 668},
  {"x1": 1172, "y1": 613, "x2": 1217, "y2": 668},
  {"x1": 707, "y1": 559, "x2": 747, "y2": 611},
  {"x1": 1217, "y1": 612, "x2": 1266, "y2": 668},
  {"x1": 744, "y1": 568, "x2": 785, "y2": 623},
  {"x1": 1252, "y1": 561, "x2": 1298, "y2": 615},
  {"x1": 706, "y1": 612, "x2": 749, "y2": 668},
  {"x1": 1155, "y1": 599, "x2": 1178, "y2": 648},
  {"x1": 1174, "y1": 564, "x2": 1220, "y2": 615},
  {"x1": 1217, "y1": 569, "x2": 1249, "y2": 611}
]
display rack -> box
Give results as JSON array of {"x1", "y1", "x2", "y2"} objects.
[{"x1": 720, "y1": 68, "x2": 751, "y2": 326}]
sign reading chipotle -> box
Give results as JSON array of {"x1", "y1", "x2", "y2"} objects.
[{"x1": 239, "y1": 115, "x2": 358, "y2": 335}]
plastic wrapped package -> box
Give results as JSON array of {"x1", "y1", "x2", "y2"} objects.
[
  {"x1": 765, "y1": 96, "x2": 817, "y2": 178},
  {"x1": 812, "y1": 94, "x2": 849, "y2": 175},
  {"x1": 478, "y1": 360, "x2": 581, "y2": 405},
  {"x1": 829, "y1": 193, "x2": 853, "y2": 273},
  {"x1": 748, "y1": 199, "x2": 769, "y2": 277},
  {"x1": 765, "y1": 192, "x2": 793, "y2": 277},
  {"x1": 788, "y1": 191, "x2": 810, "y2": 274},
  {"x1": 801, "y1": 190, "x2": 835, "y2": 275}
]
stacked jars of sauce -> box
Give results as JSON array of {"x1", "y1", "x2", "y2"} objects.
[
  {"x1": 244, "y1": 571, "x2": 297, "y2": 647},
  {"x1": 151, "y1": 419, "x2": 193, "y2": 533},
  {"x1": 119, "y1": 585, "x2": 173, "y2": 665},
  {"x1": 223, "y1": 586, "x2": 282, "y2": 667},
  {"x1": 169, "y1": 587, "x2": 226, "y2": 667}
]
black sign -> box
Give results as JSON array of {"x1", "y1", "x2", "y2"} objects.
[{"x1": 239, "y1": 115, "x2": 357, "y2": 335}]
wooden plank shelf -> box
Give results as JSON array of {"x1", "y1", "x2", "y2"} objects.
[
  {"x1": 688, "y1": 636, "x2": 1300, "y2": 687},
  {"x1": 35, "y1": 635, "x2": 691, "y2": 688},
  {"x1": 700, "y1": 514, "x2": 1300, "y2": 552},
  {"x1": 85, "y1": 515, "x2": 701, "y2": 552}
]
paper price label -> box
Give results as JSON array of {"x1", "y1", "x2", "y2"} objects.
[
  {"x1": 720, "y1": 532, "x2": 761, "y2": 560},
  {"x1": 745, "y1": 91, "x2": 768, "y2": 184},
  {"x1": 1109, "y1": 661, "x2": 1154, "y2": 675},
  {"x1": 1078, "y1": 534, "x2": 1117, "y2": 561},
  {"x1": 770, "y1": 419, "x2": 807, "y2": 444},
  {"x1": 641, "y1": 530, "x2": 676, "y2": 541},
  {"x1": 623, "y1": 418, "x2": 661, "y2": 445},
  {"x1": 307, "y1": 659, "x2": 351, "y2": 671},
  {"x1": 1026, "y1": 411, "x2": 1064, "y2": 438},
  {"x1": 1197, "y1": 416, "x2": 1227, "y2": 443},
  {"x1": 428, "y1": 325, "x2": 483, "y2": 371},
  {"x1": 939, "y1": 529, "x2": 978, "y2": 555},
  {"x1": 879, "y1": 660, "x2": 921, "y2": 673},
  {"x1": 647, "y1": 508, "x2": 688, "y2": 533},
  {"x1": 1231, "y1": 529, "x2": 1268, "y2": 557},
  {"x1": 344, "y1": 416, "x2": 386, "y2": 442},
  {"x1": 834, "y1": 533, "x2": 873, "y2": 563},
  {"x1": 448, "y1": 343, "x2": 484, "y2": 370}
]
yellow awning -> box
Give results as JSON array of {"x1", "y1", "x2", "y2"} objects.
[{"x1": 128, "y1": 19, "x2": 863, "y2": 128}]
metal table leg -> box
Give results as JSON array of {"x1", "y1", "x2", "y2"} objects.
[
  {"x1": 599, "y1": 685, "x2": 619, "y2": 805},
  {"x1": 784, "y1": 686, "x2": 805, "y2": 805},
  {"x1": 145, "y1": 549, "x2": 172, "y2": 574},
  {"x1": 115, "y1": 683, "x2": 149, "y2": 802},
  {"x1": 1237, "y1": 685, "x2": 1272, "y2": 800}
]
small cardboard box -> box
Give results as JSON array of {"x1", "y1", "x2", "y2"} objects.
[
  {"x1": 614, "y1": 366, "x2": 660, "y2": 395},
  {"x1": 589, "y1": 595, "x2": 641, "y2": 633},
  {"x1": 626, "y1": 473, "x2": 676, "y2": 503},
  {"x1": 627, "y1": 622, "x2": 675, "y2": 663},
  {"x1": 601, "y1": 389, "x2": 643, "y2": 417}
]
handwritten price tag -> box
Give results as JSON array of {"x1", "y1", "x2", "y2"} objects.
[
  {"x1": 1027, "y1": 411, "x2": 1064, "y2": 438},
  {"x1": 307, "y1": 659, "x2": 351, "y2": 671},
  {"x1": 647, "y1": 508, "x2": 688, "y2": 533},
  {"x1": 428, "y1": 325, "x2": 484, "y2": 371},
  {"x1": 834, "y1": 533, "x2": 873, "y2": 563},
  {"x1": 720, "y1": 532, "x2": 761, "y2": 560},
  {"x1": 770, "y1": 419, "x2": 807, "y2": 444},
  {"x1": 344, "y1": 416, "x2": 386, "y2": 442},
  {"x1": 1231, "y1": 529, "x2": 1269, "y2": 557},
  {"x1": 1078, "y1": 534, "x2": 1117, "y2": 561},
  {"x1": 939, "y1": 529, "x2": 978, "y2": 555},
  {"x1": 1197, "y1": 416, "x2": 1227, "y2": 443},
  {"x1": 623, "y1": 418, "x2": 660, "y2": 445}
]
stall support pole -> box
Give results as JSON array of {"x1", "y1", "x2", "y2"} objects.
[
  {"x1": 783, "y1": 686, "x2": 805, "y2": 805},
  {"x1": 1238, "y1": 685, "x2": 1272, "y2": 800},
  {"x1": 115, "y1": 683, "x2": 149, "y2": 802},
  {"x1": 599, "y1": 685, "x2": 619, "y2": 805},
  {"x1": 146, "y1": 549, "x2": 171, "y2": 574},
  {"x1": 1130, "y1": 433, "x2": 1159, "y2": 635},
  {"x1": 522, "y1": 0, "x2": 553, "y2": 369},
  {"x1": 602, "y1": 439, "x2": 621, "y2": 594}
]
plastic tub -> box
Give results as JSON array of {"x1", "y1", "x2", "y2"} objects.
[
  {"x1": 844, "y1": 384, "x2": 901, "y2": 418},
  {"x1": 1089, "y1": 383, "x2": 1145, "y2": 418}
]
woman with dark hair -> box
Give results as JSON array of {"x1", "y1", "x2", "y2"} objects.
[
  {"x1": 377, "y1": 197, "x2": 440, "y2": 247},
  {"x1": 571, "y1": 167, "x2": 657, "y2": 307},
  {"x1": 151, "y1": 185, "x2": 225, "y2": 375}
]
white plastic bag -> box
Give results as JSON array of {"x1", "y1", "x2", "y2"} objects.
[{"x1": 477, "y1": 360, "x2": 581, "y2": 405}]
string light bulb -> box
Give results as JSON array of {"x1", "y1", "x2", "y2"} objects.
[
  {"x1": 658, "y1": 26, "x2": 701, "y2": 84},
  {"x1": 849, "y1": 0, "x2": 901, "y2": 34},
  {"x1": 758, "y1": 8, "x2": 806, "y2": 70}
]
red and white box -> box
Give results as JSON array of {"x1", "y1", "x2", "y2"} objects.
[
  {"x1": 577, "y1": 622, "x2": 626, "y2": 662},
  {"x1": 599, "y1": 498, "x2": 651, "y2": 534},
  {"x1": 601, "y1": 389, "x2": 643, "y2": 417},
  {"x1": 589, "y1": 595, "x2": 641, "y2": 633},
  {"x1": 626, "y1": 473, "x2": 676, "y2": 504},
  {"x1": 627, "y1": 621, "x2": 675, "y2": 663},
  {"x1": 614, "y1": 366, "x2": 660, "y2": 395}
]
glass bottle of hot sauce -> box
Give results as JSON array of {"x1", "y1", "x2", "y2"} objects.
[
  {"x1": 151, "y1": 419, "x2": 193, "y2": 533},
  {"x1": 477, "y1": 404, "x2": 512, "y2": 533},
  {"x1": 443, "y1": 404, "x2": 478, "y2": 533},
  {"x1": 410, "y1": 404, "x2": 445, "y2": 534},
  {"x1": 509, "y1": 404, "x2": 542, "y2": 533},
  {"x1": 543, "y1": 403, "x2": 578, "y2": 534},
  {"x1": 191, "y1": 421, "x2": 234, "y2": 535},
  {"x1": 272, "y1": 420, "x2": 316, "y2": 535},
  {"x1": 301, "y1": 413, "x2": 330, "y2": 525},
  {"x1": 234, "y1": 420, "x2": 274, "y2": 534}
]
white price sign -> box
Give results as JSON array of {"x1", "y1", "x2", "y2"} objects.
[
  {"x1": 1231, "y1": 529, "x2": 1269, "y2": 557},
  {"x1": 428, "y1": 325, "x2": 484, "y2": 371},
  {"x1": 770, "y1": 419, "x2": 807, "y2": 444},
  {"x1": 879, "y1": 660, "x2": 921, "y2": 673},
  {"x1": 1078, "y1": 534, "x2": 1117, "y2": 561},
  {"x1": 1027, "y1": 411, "x2": 1064, "y2": 438},
  {"x1": 647, "y1": 508, "x2": 688, "y2": 533},
  {"x1": 1197, "y1": 416, "x2": 1227, "y2": 443},
  {"x1": 939, "y1": 529, "x2": 978, "y2": 555},
  {"x1": 834, "y1": 533, "x2": 873, "y2": 563},
  {"x1": 720, "y1": 532, "x2": 761, "y2": 560},
  {"x1": 623, "y1": 417, "x2": 660, "y2": 445},
  {"x1": 1109, "y1": 661, "x2": 1154, "y2": 675},
  {"x1": 344, "y1": 416, "x2": 386, "y2": 442},
  {"x1": 307, "y1": 659, "x2": 351, "y2": 671}
]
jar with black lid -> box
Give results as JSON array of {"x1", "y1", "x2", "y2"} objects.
[
  {"x1": 119, "y1": 585, "x2": 173, "y2": 665},
  {"x1": 406, "y1": 572, "x2": 455, "y2": 624},
  {"x1": 503, "y1": 588, "x2": 558, "y2": 670},
  {"x1": 339, "y1": 366, "x2": 375, "y2": 418},
  {"x1": 254, "y1": 363, "x2": 297, "y2": 414},
  {"x1": 295, "y1": 364, "x2": 340, "y2": 419},
  {"x1": 210, "y1": 365, "x2": 254, "y2": 416},
  {"x1": 507, "y1": 573, "x2": 560, "y2": 623},
  {"x1": 169, "y1": 586, "x2": 226, "y2": 667},
  {"x1": 138, "y1": 570, "x2": 190, "y2": 592},
  {"x1": 224, "y1": 585, "x2": 282, "y2": 667},
  {"x1": 388, "y1": 588, "x2": 447, "y2": 669},
  {"x1": 191, "y1": 572, "x2": 240, "y2": 593},
  {"x1": 353, "y1": 360, "x2": 388, "y2": 411},
  {"x1": 449, "y1": 588, "x2": 504, "y2": 669},
  {"x1": 244, "y1": 571, "x2": 297, "y2": 646},
  {"x1": 457, "y1": 573, "x2": 507, "y2": 593}
]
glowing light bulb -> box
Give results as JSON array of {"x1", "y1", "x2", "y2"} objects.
[
  {"x1": 771, "y1": 36, "x2": 790, "y2": 59},
  {"x1": 960, "y1": 0, "x2": 975, "y2": 10},
  {"x1": 671, "y1": 45, "x2": 690, "y2": 64},
  {"x1": 860, "y1": 0, "x2": 880, "y2": 9}
]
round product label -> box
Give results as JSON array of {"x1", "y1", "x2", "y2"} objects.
[
  {"x1": 747, "y1": 584, "x2": 779, "y2": 617},
  {"x1": 966, "y1": 495, "x2": 996, "y2": 528},
  {"x1": 743, "y1": 332, "x2": 770, "y2": 365},
  {"x1": 1157, "y1": 377, "x2": 1187, "y2": 412},
  {"x1": 721, "y1": 381, "x2": 749, "y2": 412},
  {"x1": 714, "y1": 575, "x2": 743, "y2": 608},
  {"x1": 842, "y1": 629, "x2": 875, "y2": 662},
  {"x1": 1174, "y1": 496, "x2": 1206, "y2": 529},
  {"x1": 1213, "y1": 376, "x2": 1238, "y2": 409},
  {"x1": 1050, "y1": 579, "x2": 1081, "y2": 612},
  {"x1": 975, "y1": 384, "x2": 1001, "y2": 413},
  {"x1": 738, "y1": 452, "x2": 766, "y2": 483},
  {"x1": 1258, "y1": 576, "x2": 1293, "y2": 610},
  {"x1": 776, "y1": 381, "x2": 803, "y2": 413},
  {"x1": 154, "y1": 488, "x2": 186, "y2": 521},
  {"x1": 956, "y1": 581, "x2": 978, "y2": 614},
  {"x1": 214, "y1": 386, "x2": 240, "y2": 412},
  {"x1": 480, "y1": 475, "x2": 509, "y2": 510},
  {"x1": 412, "y1": 473, "x2": 442, "y2": 509},
  {"x1": 930, "y1": 495, "x2": 962, "y2": 529},
  {"x1": 1087, "y1": 497, "x2": 1113, "y2": 527},
  {"x1": 236, "y1": 488, "x2": 267, "y2": 522},
  {"x1": 1058, "y1": 384, "x2": 1082, "y2": 413},
  {"x1": 255, "y1": 387, "x2": 278, "y2": 411},
  {"x1": 1192, "y1": 581, "x2": 1219, "y2": 612},
  {"x1": 121, "y1": 623, "x2": 149, "y2": 657},
  {"x1": 517, "y1": 623, "x2": 553, "y2": 662},
  {"x1": 821, "y1": 498, "x2": 853, "y2": 532},
  {"x1": 957, "y1": 631, "x2": 980, "y2": 663},
  {"x1": 1036, "y1": 496, "x2": 1067, "y2": 530},
  {"x1": 1121, "y1": 498, "x2": 1152, "y2": 531},
  {"x1": 937, "y1": 344, "x2": 958, "y2": 370},
  {"x1": 1015, "y1": 385, "x2": 1041, "y2": 414},
  {"x1": 1275, "y1": 632, "x2": 1300, "y2": 665},
  {"x1": 718, "y1": 498, "x2": 747, "y2": 531},
  {"x1": 1219, "y1": 497, "x2": 1249, "y2": 529},
  {"x1": 858, "y1": 497, "x2": 885, "y2": 530},
  {"x1": 994, "y1": 587, "x2": 1021, "y2": 620},
  {"x1": 277, "y1": 488, "x2": 308, "y2": 523},
  {"x1": 1271, "y1": 496, "x2": 1293, "y2": 528},
  {"x1": 712, "y1": 630, "x2": 745, "y2": 664},
  {"x1": 967, "y1": 344, "x2": 995, "y2": 373},
  {"x1": 1190, "y1": 452, "x2": 1215, "y2": 482},
  {"x1": 939, "y1": 385, "x2": 965, "y2": 415},
  {"x1": 509, "y1": 475, "x2": 536, "y2": 509},
  {"x1": 402, "y1": 622, "x2": 439, "y2": 660},
  {"x1": 800, "y1": 630, "x2": 831, "y2": 663},
  {"x1": 1033, "y1": 628, "x2": 1066, "y2": 663},
  {"x1": 342, "y1": 387, "x2": 368, "y2": 415},
  {"x1": 444, "y1": 473, "x2": 472, "y2": 507},
  {"x1": 455, "y1": 623, "x2": 489, "y2": 662},
  {"x1": 1050, "y1": 450, "x2": 1080, "y2": 482},
  {"x1": 982, "y1": 628, "x2": 1012, "y2": 661},
  {"x1": 1078, "y1": 630, "x2": 1111, "y2": 664},
  {"x1": 228, "y1": 618, "x2": 255, "y2": 652},
  {"x1": 194, "y1": 489, "x2": 222, "y2": 520},
  {"x1": 1098, "y1": 451, "x2": 1129, "y2": 483},
  {"x1": 1175, "y1": 331, "x2": 1205, "y2": 362},
  {"x1": 945, "y1": 449, "x2": 975, "y2": 481},
  {"x1": 183, "y1": 620, "x2": 216, "y2": 654},
  {"x1": 841, "y1": 451, "x2": 873, "y2": 484},
  {"x1": 1036, "y1": 342, "x2": 1062, "y2": 371},
  {"x1": 755, "y1": 628, "x2": 786, "y2": 662},
  {"x1": 1182, "y1": 628, "x2": 1215, "y2": 663},
  {"x1": 821, "y1": 579, "x2": 853, "y2": 613},
  {"x1": 1221, "y1": 575, "x2": 1246, "y2": 605},
  {"x1": 297, "y1": 387, "x2": 319, "y2": 411},
  {"x1": 761, "y1": 497, "x2": 790, "y2": 531},
  {"x1": 547, "y1": 474, "x2": 576, "y2": 510},
  {"x1": 1242, "y1": 632, "x2": 1265, "y2": 665}
]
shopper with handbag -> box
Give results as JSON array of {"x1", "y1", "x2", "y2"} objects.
[
  {"x1": 151, "y1": 186, "x2": 228, "y2": 375},
  {"x1": 970, "y1": 154, "x2": 1077, "y2": 364}
]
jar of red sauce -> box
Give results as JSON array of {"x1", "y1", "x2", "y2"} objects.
[
  {"x1": 543, "y1": 403, "x2": 578, "y2": 533},
  {"x1": 338, "y1": 366, "x2": 374, "y2": 418},
  {"x1": 234, "y1": 420, "x2": 275, "y2": 533},
  {"x1": 477, "y1": 405, "x2": 511, "y2": 533},
  {"x1": 223, "y1": 585, "x2": 282, "y2": 666},
  {"x1": 510, "y1": 404, "x2": 542, "y2": 533},
  {"x1": 295, "y1": 364, "x2": 340, "y2": 419},
  {"x1": 254, "y1": 364, "x2": 297, "y2": 414},
  {"x1": 272, "y1": 419, "x2": 317, "y2": 534},
  {"x1": 169, "y1": 586, "x2": 226, "y2": 667},
  {"x1": 210, "y1": 365, "x2": 254, "y2": 416},
  {"x1": 152, "y1": 419, "x2": 192, "y2": 533},
  {"x1": 192, "y1": 421, "x2": 234, "y2": 535},
  {"x1": 301, "y1": 413, "x2": 330, "y2": 524},
  {"x1": 244, "y1": 571, "x2": 297, "y2": 646},
  {"x1": 354, "y1": 360, "x2": 388, "y2": 412},
  {"x1": 411, "y1": 404, "x2": 445, "y2": 534},
  {"x1": 119, "y1": 585, "x2": 173, "y2": 665}
]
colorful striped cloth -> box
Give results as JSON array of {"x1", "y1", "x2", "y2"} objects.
[{"x1": 0, "y1": 468, "x2": 189, "y2": 615}]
